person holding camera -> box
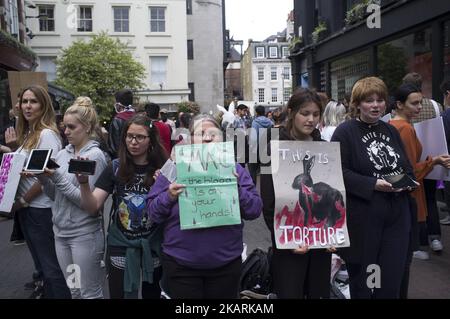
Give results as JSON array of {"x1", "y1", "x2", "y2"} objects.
[
  {"x1": 13, "y1": 85, "x2": 70, "y2": 299},
  {"x1": 77, "y1": 113, "x2": 168, "y2": 299},
  {"x1": 37, "y1": 97, "x2": 108, "y2": 299}
]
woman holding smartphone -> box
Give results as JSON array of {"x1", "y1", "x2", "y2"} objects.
[
  {"x1": 38, "y1": 97, "x2": 108, "y2": 299},
  {"x1": 13, "y1": 85, "x2": 70, "y2": 299},
  {"x1": 77, "y1": 113, "x2": 168, "y2": 299}
]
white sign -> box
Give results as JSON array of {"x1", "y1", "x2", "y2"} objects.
[
  {"x1": 414, "y1": 117, "x2": 450, "y2": 181},
  {"x1": 0, "y1": 153, "x2": 26, "y2": 213}
]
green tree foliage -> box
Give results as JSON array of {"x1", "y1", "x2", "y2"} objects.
[
  {"x1": 55, "y1": 32, "x2": 145, "y2": 121},
  {"x1": 176, "y1": 101, "x2": 200, "y2": 114},
  {"x1": 378, "y1": 43, "x2": 407, "y2": 94}
]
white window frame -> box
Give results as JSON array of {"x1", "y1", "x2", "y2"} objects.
[
  {"x1": 271, "y1": 67, "x2": 277, "y2": 81},
  {"x1": 272, "y1": 88, "x2": 278, "y2": 102},
  {"x1": 257, "y1": 67, "x2": 264, "y2": 81},
  {"x1": 38, "y1": 4, "x2": 55, "y2": 32},
  {"x1": 150, "y1": 56, "x2": 168, "y2": 86},
  {"x1": 113, "y1": 6, "x2": 129, "y2": 33},
  {"x1": 258, "y1": 88, "x2": 265, "y2": 103},
  {"x1": 77, "y1": 6, "x2": 93, "y2": 32},
  {"x1": 256, "y1": 47, "x2": 265, "y2": 59},
  {"x1": 150, "y1": 7, "x2": 166, "y2": 33},
  {"x1": 8, "y1": 0, "x2": 19, "y2": 37},
  {"x1": 283, "y1": 67, "x2": 290, "y2": 80},
  {"x1": 284, "y1": 88, "x2": 291, "y2": 102},
  {"x1": 38, "y1": 56, "x2": 57, "y2": 82},
  {"x1": 269, "y1": 46, "x2": 278, "y2": 58},
  {"x1": 282, "y1": 46, "x2": 289, "y2": 58}
]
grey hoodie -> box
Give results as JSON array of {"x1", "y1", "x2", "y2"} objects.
[{"x1": 40, "y1": 140, "x2": 108, "y2": 237}]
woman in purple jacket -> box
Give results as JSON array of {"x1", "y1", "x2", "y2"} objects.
[{"x1": 148, "y1": 114, "x2": 262, "y2": 299}]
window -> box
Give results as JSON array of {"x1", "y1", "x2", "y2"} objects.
[
  {"x1": 258, "y1": 88, "x2": 265, "y2": 102},
  {"x1": 187, "y1": 40, "x2": 194, "y2": 60},
  {"x1": 269, "y1": 47, "x2": 278, "y2": 58},
  {"x1": 38, "y1": 5, "x2": 55, "y2": 32},
  {"x1": 8, "y1": 0, "x2": 19, "y2": 37},
  {"x1": 38, "y1": 57, "x2": 57, "y2": 82},
  {"x1": 257, "y1": 67, "x2": 264, "y2": 81},
  {"x1": 272, "y1": 88, "x2": 278, "y2": 102},
  {"x1": 283, "y1": 67, "x2": 290, "y2": 79},
  {"x1": 188, "y1": 82, "x2": 195, "y2": 101},
  {"x1": 187, "y1": 0, "x2": 192, "y2": 15},
  {"x1": 113, "y1": 7, "x2": 129, "y2": 32},
  {"x1": 284, "y1": 88, "x2": 291, "y2": 102},
  {"x1": 150, "y1": 56, "x2": 167, "y2": 85},
  {"x1": 256, "y1": 47, "x2": 265, "y2": 58},
  {"x1": 78, "y1": 6, "x2": 93, "y2": 32},
  {"x1": 150, "y1": 7, "x2": 165, "y2": 32},
  {"x1": 282, "y1": 47, "x2": 289, "y2": 58},
  {"x1": 271, "y1": 67, "x2": 277, "y2": 80}
]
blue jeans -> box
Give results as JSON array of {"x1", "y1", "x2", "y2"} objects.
[{"x1": 18, "y1": 207, "x2": 71, "y2": 299}]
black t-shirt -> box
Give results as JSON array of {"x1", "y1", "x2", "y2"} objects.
[{"x1": 96, "y1": 162, "x2": 157, "y2": 240}]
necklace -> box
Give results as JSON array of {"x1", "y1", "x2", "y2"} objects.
[{"x1": 357, "y1": 116, "x2": 379, "y2": 128}]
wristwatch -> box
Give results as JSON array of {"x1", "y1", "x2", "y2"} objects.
[{"x1": 19, "y1": 197, "x2": 29, "y2": 208}]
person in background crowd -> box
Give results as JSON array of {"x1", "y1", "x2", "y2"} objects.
[
  {"x1": 261, "y1": 87, "x2": 333, "y2": 299},
  {"x1": 403, "y1": 72, "x2": 445, "y2": 254},
  {"x1": 320, "y1": 100, "x2": 346, "y2": 142},
  {"x1": 389, "y1": 84, "x2": 450, "y2": 296},
  {"x1": 331, "y1": 77, "x2": 414, "y2": 299},
  {"x1": 12, "y1": 85, "x2": 70, "y2": 299},
  {"x1": 145, "y1": 102, "x2": 172, "y2": 155},
  {"x1": 148, "y1": 114, "x2": 262, "y2": 299},
  {"x1": 108, "y1": 89, "x2": 135, "y2": 159},
  {"x1": 37, "y1": 97, "x2": 108, "y2": 298},
  {"x1": 78, "y1": 114, "x2": 168, "y2": 299},
  {"x1": 160, "y1": 108, "x2": 176, "y2": 132},
  {"x1": 248, "y1": 105, "x2": 273, "y2": 184}
]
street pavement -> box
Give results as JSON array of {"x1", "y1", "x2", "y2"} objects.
[{"x1": 1, "y1": 197, "x2": 449, "y2": 299}]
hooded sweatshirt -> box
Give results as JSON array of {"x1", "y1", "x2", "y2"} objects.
[
  {"x1": 249, "y1": 116, "x2": 274, "y2": 150},
  {"x1": 40, "y1": 140, "x2": 108, "y2": 237}
]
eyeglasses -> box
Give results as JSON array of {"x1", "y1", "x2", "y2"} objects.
[{"x1": 126, "y1": 134, "x2": 149, "y2": 143}]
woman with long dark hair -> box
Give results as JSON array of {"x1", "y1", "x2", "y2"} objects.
[{"x1": 78, "y1": 113, "x2": 168, "y2": 298}]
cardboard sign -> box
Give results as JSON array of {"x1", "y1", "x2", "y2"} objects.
[
  {"x1": 8, "y1": 71, "x2": 47, "y2": 106},
  {"x1": 414, "y1": 117, "x2": 450, "y2": 181},
  {"x1": 270, "y1": 141, "x2": 350, "y2": 249},
  {"x1": 176, "y1": 141, "x2": 241, "y2": 230},
  {"x1": 0, "y1": 153, "x2": 26, "y2": 213}
]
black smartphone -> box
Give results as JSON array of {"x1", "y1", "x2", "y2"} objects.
[
  {"x1": 68, "y1": 159, "x2": 96, "y2": 175},
  {"x1": 47, "y1": 158, "x2": 60, "y2": 169}
]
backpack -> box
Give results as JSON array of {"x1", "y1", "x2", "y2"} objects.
[{"x1": 239, "y1": 247, "x2": 273, "y2": 296}]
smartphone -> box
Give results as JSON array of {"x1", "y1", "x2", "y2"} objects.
[
  {"x1": 68, "y1": 159, "x2": 96, "y2": 175},
  {"x1": 24, "y1": 149, "x2": 53, "y2": 173},
  {"x1": 47, "y1": 158, "x2": 60, "y2": 169}
]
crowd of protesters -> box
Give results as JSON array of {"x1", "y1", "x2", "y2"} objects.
[{"x1": 1, "y1": 71, "x2": 450, "y2": 299}]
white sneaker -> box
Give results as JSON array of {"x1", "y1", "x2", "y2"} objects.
[
  {"x1": 413, "y1": 250, "x2": 430, "y2": 260},
  {"x1": 430, "y1": 239, "x2": 443, "y2": 252},
  {"x1": 440, "y1": 215, "x2": 450, "y2": 225}
]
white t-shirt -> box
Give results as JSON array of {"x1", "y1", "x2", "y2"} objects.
[
  {"x1": 17, "y1": 129, "x2": 62, "y2": 208},
  {"x1": 320, "y1": 126, "x2": 337, "y2": 142}
]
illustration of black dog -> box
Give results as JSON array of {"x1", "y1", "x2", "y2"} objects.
[{"x1": 292, "y1": 155, "x2": 344, "y2": 228}]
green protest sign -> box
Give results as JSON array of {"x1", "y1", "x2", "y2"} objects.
[{"x1": 176, "y1": 141, "x2": 241, "y2": 230}]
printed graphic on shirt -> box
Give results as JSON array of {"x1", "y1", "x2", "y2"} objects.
[
  {"x1": 115, "y1": 173, "x2": 155, "y2": 239},
  {"x1": 361, "y1": 131, "x2": 403, "y2": 177}
]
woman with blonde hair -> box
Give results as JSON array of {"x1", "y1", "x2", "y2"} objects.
[
  {"x1": 320, "y1": 100, "x2": 346, "y2": 141},
  {"x1": 38, "y1": 96, "x2": 108, "y2": 298},
  {"x1": 13, "y1": 85, "x2": 70, "y2": 298}
]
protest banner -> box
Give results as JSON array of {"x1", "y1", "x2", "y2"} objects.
[
  {"x1": 176, "y1": 141, "x2": 241, "y2": 230},
  {"x1": 270, "y1": 141, "x2": 350, "y2": 249},
  {"x1": 0, "y1": 153, "x2": 26, "y2": 213},
  {"x1": 414, "y1": 117, "x2": 450, "y2": 181}
]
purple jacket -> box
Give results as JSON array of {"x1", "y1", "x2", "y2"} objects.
[{"x1": 148, "y1": 164, "x2": 262, "y2": 269}]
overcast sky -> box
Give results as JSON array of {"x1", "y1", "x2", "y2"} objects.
[{"x1": 225, "y1": 0, "x2": 293, "y2": 49}]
